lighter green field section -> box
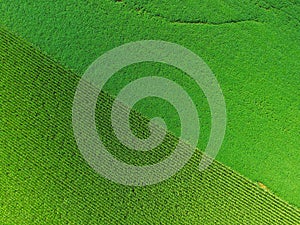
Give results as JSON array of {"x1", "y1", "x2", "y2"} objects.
[
  {"x1": 1, "y1": 0, "x2": 299, "y2": 206},
  {"x1": 1, "y1": 26, "x2": 300, "y2": 224}
]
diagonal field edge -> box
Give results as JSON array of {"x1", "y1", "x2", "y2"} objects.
[{"x1": 1, "y1": 26, "x2": 300, "y2": 224}]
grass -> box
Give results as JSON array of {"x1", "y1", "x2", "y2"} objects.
[
  {"x1": 1, "y1": 0, "x2": 299, "y2": 206},
  {"x1": 1, "y1": 26, "x2": 300, "y2": 224},
  {"x1": 0, "y1": 0, "x2": 300, "y2": 223}
]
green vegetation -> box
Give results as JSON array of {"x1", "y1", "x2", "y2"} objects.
[
  {"x1": 1, "y1": 0, "x2": 300, "y2": 223},
  {"x1": 1, "y1": 0, "x2": 299, "y2": 206},
  {"x1": 1, "y1": 26, "x2": 300, "y2": 224}
]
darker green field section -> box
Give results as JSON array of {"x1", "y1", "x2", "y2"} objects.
[{"x1": 1, "y1": 27, "x2": 300, "y2": 224}]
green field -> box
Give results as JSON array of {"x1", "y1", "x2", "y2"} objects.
[{"x1": 1, "y1": 0, "x2": 300, "y2": 224}]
